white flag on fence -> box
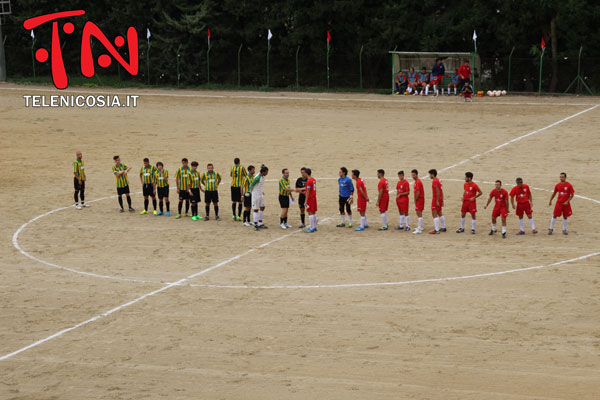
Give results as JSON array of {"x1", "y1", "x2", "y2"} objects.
[
  {"x1": 267, "y1": 29, "x2": 273, "y2": 41},
  {"x1": 472, "y1": 30, "x2": 477, "y2": 41},
  {"x1": 147, "y1": 28, "x2": 151, "y2": 40},
  {"x1": 30, "y1": 30, "x2": 35, "y2": 39}
]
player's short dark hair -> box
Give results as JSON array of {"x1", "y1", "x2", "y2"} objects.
[
  {"x1": 398, "y1": 170, "x2": 404, "y2": 176},
  {"x1": 305, "y1": 168, "x2": 312, "y2": 176},
  {"x1": 234, "y1": 157, "x2": 240, "y2": 164},
  {"x1": 428, "y1": 169, "x2": 437, "y2": 177},
  {"x1": 248, "y1": 165, "x2": 255, "y2": 171},
  {"x1": 340, "y1": 167, "x2": 348, "y2": 176},
  {"x1": 411, "y1": 169, "x2": 418, "y2": 174},
  {"x1": 191, "y1": 161, "x2": 198, "y2": 167},
  {"x1": 300, "y1": 167, "x2": 306, "y2": 172},
  {"x1": 377, "y1": 169, "x2": 385, "y2": 175},
  {"x1": 352, "y1": 169, "x2": 360, "y2": 177},
  {"x1": 156, "y1": 161, "x2": 163, "y2": 167},
  {"x1": 182, "y1": 158, "x2": 188, "y2": 162},
  {"x1": 113, "y1": 155, "x2": 119, "y2": 160},
  {"x1": 465, "y1": 171, "x2": 474, "y2": 179},
  {"x1": 560, "y1": 172, "x2": 567, "y2": 177},
  {"x1": 516, "y1": 177, "x2": 523, "y2": 183},
  {"x1": 282, "y1": 168, "x2": 288, "y2": 174},
  {"x1": 207, "y1": 163, "x2": 213, "y2": 167},
  {"x1": 496, "y1": 180, "x2": 502, "y2": 185},
  {"x1": 143, "y1": 157, "x2": 149, "y2": 162},
  {"x1": 260, "y1": 165, "x2": 269, "y2": 173}
]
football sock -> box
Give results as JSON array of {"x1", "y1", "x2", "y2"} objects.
[
  {"x1": 74, "y1": 191, "x2": 79, "y2": 204},
  {"x1": 192, "y1": 204, "x2": 198, "y2": 216},
  {"x1": 502, "y1": 226, "x2": 507, "y2": 234},
  {"x1": 550, "y1": 217, "x2": 556, "y2": 229},
  {"x1": 348, "y1": 214, "x2": 353, "y2": 223},
  {"x1": 300, "y1": 213, "x2": 305, "y2": 225},
  {"x1": 152, "y1": 199, "x2": 157, "y2": 210},
  {"x1": 259, "y1": 210, "x2": 264, "y2": 222},
  {"x1": 205, "y1": 205, "x2": 210, "y2": 216},
  {"x1": 399, "y1": 215, "x2": 405, "y2": 227},
  {"x1": 126, "y1": 196, "x2": 132, "y2": 208},
  {"x1": 460, "y1": 217, "x2": 466, "y2": 229},
  {"x1": 529, "y1": 218, "x2": 535, "y2": 230},
  {"x1": 563, "y1": 219, "x2": 568, "y2": 231},
  {"x1": 341, "y1": 214, "x2": 346, "y2": 224},
  {"x1": 166, "y1": 201, "x2": 170, "y2": 212},
  {"x1": 472, "y1": 220, "x2": 477, "y2": 230},
  {"x1": 232, "y1": 203, "x2": 236, "y2": 216},
  {"x1": 185, "y1": 200, "x2": 189, "y2": 214},
  {"x1": 284, "y1": 216, "x2": 287, "y2": 224},
  {"x1": 80, "y1": 189, "x2": 85, "y2": 202},
  {"x1": 214, "y1": 206, "x2": 219, "y2": 217},
  {"x1": 425, "y1": 86, "x2": 429, "y2": 95},
  {"x1": 383, "y1": 212, "x2": 388, "y2": 226},
  {"x1": 178, "y1": 202, "x2": 182, "y2": 214},
  {"x1": 360, "y1": 216, "x2": 366, "y2": 228},
  {"x1": 238, "y1": 203, "x2": 242, "y2": 217},
  {"x1": 492, "y1": 223, "x2": 497, "y2": 231},
  {"x1": 159, "y1": 201, "x2": 164, "y2": 213},
  {"x1": 118, "y1": 197, "x2": 124, "y2": 209},
  {"x1": 454, "y1": 87, "x2": 457, "y2": 94},
  {"x1": 418, "y1": 217, "x2": 423, "y2": 230},
  {"x1": 519, "y1": 219, "x2": 525, "y2": 231},
  {"x1": 440, "y1": 216, "x2": 446, "y2": 229},
  {"x1": 253, "y1": 211, "x2": 258, "y2": 224},
  {"x1": 434, "y1": 217, "x2": 439, "y2": 231},
  {"x1": 144, "y1": 199, "x2": 149, "y2": 211},
  {"x1": 405, "y1": 216, "x2": 410, "y2": 226}
]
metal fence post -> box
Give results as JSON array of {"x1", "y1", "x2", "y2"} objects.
[
  {"x1": 538, "y1": 47, "x2": 545, "y2": 95},
  {"x1": 507, "y1": 46, "x2": 515, "y2": 92},
  {"x1": 359, "y1": 45, "x2": 364, "y2": 89},
  {"x1": 295, "y1": 45, "x2": 300, "y2": 88},
  {"x1": 206, "y1": 43, "x2": 211, "y2": 84},
  {"x1": 267, "y1": 43, "x2": 270, "y2": 87},
  {"x1": 237, "y1": 43, "x2": 242, "y2": 87},
  {"x1": 176, "y1": 44, "x2": 182, "y2": 87}
]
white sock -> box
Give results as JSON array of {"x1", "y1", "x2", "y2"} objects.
[
  {"x1": 454, "y1": 87, "x2": 457, "y2": 94},
  {"x1": 360, "y1": 216, "x2": 366, "y2": 228},
  {"x1": 519, "y1": 219, "x2": 524, "y2": 231},
  {"x1": 425, "y1": 86, "x2": 429, "y2": 95},
  {"x1": 418, "y1": 217, "x2": 423, "y2": 230},
  {"x1": 562, "y1": 219, "x2": 568, "y2": 231},
  {"x1": 399, "y1": 215, "x2": 405, "y2": 227},
  {"x1": 461, "y1": 217, "x2": 465, "y2": 229},
  {"x1": 364, "y1": 216, "x2": 368, "y2": 226},
  {"x1": 253, "y1": 211, "x2": 258, "y2": 223},
  {"x1": 382, "y1": 213, "x2": 388, "y2": 226},
  {"x1": 406, "y1": 216, "x2": 410, "y2": 227},
  {"x1": 502, "y1": 226, "x2": 507, "y2": 234},
  {"x1": 341, "y1": 214, "x2": 346, "y2": 224},
  {"x1": 440, "y1": 216, "x2": 446, "y2": 229},
  {"x1": 408, "y1": 87, "x2": 413, "y2": 94},
  {"x1": 492, "y1": 223, "x2": 497, "y2": 231},
  {"x1": 472, "y1": 220, "x2": 476, "y2": 231},
  {"x1": 259, "y1": 210, "x2": 264, "y2": 222},
  {"x1": 434, "y1": 217, "x2": 439, "y2": 231},
  {"x1": 529, "y1": 218, "x2": 535, "y2": 230},
  {"x1": 348, "y1": 214, "x2": 353, "y2": 223},
  {"x1": 550, "y1": 217, "x2": 556, "y2": 229}
]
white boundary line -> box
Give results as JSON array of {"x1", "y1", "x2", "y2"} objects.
[
  {"x1": 3, "y1": 101, "x2": 599, "y2": 361},
  {"x1": 1, "y1": 86, "x2": 598, "y2": 107}
]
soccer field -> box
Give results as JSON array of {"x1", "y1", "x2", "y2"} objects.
[{"x1": 1, "y1": 84, "x2": 599, "y2": 399}]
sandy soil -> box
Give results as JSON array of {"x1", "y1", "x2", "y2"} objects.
[{"x1": 1, "y1": 83, "x2": 599, "y2": 399}]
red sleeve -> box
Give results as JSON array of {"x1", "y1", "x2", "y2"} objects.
[
  {"x1": 509, "y1": 187, "x2": 516, "y2": 197},
  {"x1": 553, "y1": 184, "x2": 559, "y2": 194},
  {"x1": 475, "y1": 183, "x2": 481, "y2": 192},
  {"x1": 569, "y1": 183, "x2": 575, "y2": 194},
  {"x1": 489, "y1": 190, "x2": 495, "y2": 198}
]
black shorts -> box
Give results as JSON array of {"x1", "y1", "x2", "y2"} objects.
[
  {"x1": 298, "y1": 194, "x2": 306, "y2": 209},
  {"x1": 243, "y1": 192, "x2": 252, "y2": 208},
  {"x1": 179, "y1": 189, "x2": 190, "y2": 201},
  {"x1": 74, "y1": 178, "x2": 85, "y2": 190},
  {"x1": 143, "y1": 183, "x2": 155, "y2": 197},
  {"x1": 205, "y1": 190, "x2": 219, "y2": 204},
  {"x1": 117, "y1": 185, "x2": 130, "y2": 195},
  {"x1": 279, "y1": 195, "x2": 290, "y2": 209},
  {"x1": 231, "y1": 186, "x2": 242, "y2": 202},
  {"x1": 157, "y1": 186, "x2": 169, "y2": 199},
  {"x1": 339, "y1": 196, "x2": 352, "y2": 213},
  {"x1": 190, "y1": 188, "x2": 201, "y2": 204}
]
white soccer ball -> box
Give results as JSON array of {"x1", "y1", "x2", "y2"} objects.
[
  {"x1": 487, "y1": 90, "x2": 493, "y2": 96},
  {"x1": 501, "y1": 90, "x2": 507, "y2": 96},
  {"x1": 494, "y1": 90, "x2": 501, "y2": 97}
]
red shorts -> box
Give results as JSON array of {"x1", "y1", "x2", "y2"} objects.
[
  {"x1": 379, "y1": 198, "x2": 389, "y2": 213},
  {"x1": 516, "y1": 202, "x2": 533, "y2": 217},
  {"x1": 492, "y1": 206, "x2": 508, "y2": 219},
  {"x1": 431, "y1": 200, "x2": 442, "y2": 212},
  {"x1": 429, "y1": 76, "x2": 442, "y2": 86},
  {"x1": 415, "y1": 198, "x2": 425, "y2": 212},
  {"x1": 553, "y1": 202, "x2": 573, "y2": 218},
  {"x1": 306, "y1": 197, "x2": 317, "y2": 213},
  {"x1": 396, "y1": 198, "x2": 409, "y2": 214},
  {"x1": 357, "y1": 197, "x2": 367, "y2": 212},
  {"x1": 461, "y1": 200, "x2": 477, "y2": 215},
  {"x1": 463, "y1": 92, "x2": 473, "y2": 98}
]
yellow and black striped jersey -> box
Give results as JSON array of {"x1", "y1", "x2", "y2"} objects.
[
  {"x1": 230, "y1": 165, "x2": 247, "y2": 187},
  {"x1": 140, "y1": 165, "x2": 157, "y2": 184},
  {"x1": 155, "y1": 169, "x2": 169, "y2": 188},
  {"x1": 201, "y1": 171, "x2": 221, "y2": 191},
  {"x1": 73, "y1": 159, "x2": 85, "y2": 181},
  {"x1": 279, "y1": 176, "x2": 291, "y2": 196},
  {"x1": 175, "y1": 167, "x2": 191, "y2": 190},
  {"x1": 112, "y1": 163, "x2": 129, "y2": 188},
  {"x1": 242, "y1": 175, "x2": 253, "y2": 192},
  {"x1": 190, "y1": 169, "x2": 201, "y2": 189}
]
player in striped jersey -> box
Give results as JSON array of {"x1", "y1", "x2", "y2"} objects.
[
  {"x1": 201, "y1": 163, "x2": 222, "y2": 220},
  {"x1": 189, "y1": 162, "x2": 204, "y2": 221},
  {"x1": 155, "y1": 162, "x2": 170, "y2": 216},
  {"x1": 175, "y1": 158, "x2": 192, "y2": 219},
  {"x1": 112, "y1": 155, "x2": 134, "y2": 212},
  {"x1": 73, "y1": 151, "x2": 88, "y2": 209},
  {"x1": 241, "y1": 165, "x2": 255, "y2": 226},
  {"x1": 250, "y1": 165, "x2": 269, "y2": 231},
  {"x1": 230, "y1": 158, "x2": 247, "y2": 221},
  {"x1": 139, "y1": 158, "x2": 158, "y2": 215},
  {"x1": 278, "y1": 168, "x2": 294, "y2": 229}
]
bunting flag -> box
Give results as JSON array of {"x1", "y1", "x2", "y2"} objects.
[
  {"x1": 267, "y1": 29, "x2": 273, "y2": 41},
  {"x1": 472, "y1": 30, "x2": 477, "y2": 51},
  {"x1": 208, "y1": 28, "x2": 211, "y2": 46},
  {"x1": 540, "y1": 37, "x2": 546, "y2": 50},
  {"x1": 146, "y1": 28, "x2": 151, "y2": 40},
  {"x1": 30, "y1": 30, "x2": 35, "y2": 39},
  {"x1": 327, "y1": 31, "x2": 331, "y2": 43}
]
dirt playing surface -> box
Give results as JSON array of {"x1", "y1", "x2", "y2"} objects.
[{"x1": 1, "y1": 83, "x2": 599, "y2": 399}]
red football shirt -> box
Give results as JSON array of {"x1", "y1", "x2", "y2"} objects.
[
  {"x1": 356, "y1": 178, "x2": 367, "y2": 199},
  {"x1": 490, "y1": 188, "x2": 509, "y2": 206},
  {"x1": 509, "y1": 184, "x2": 531, "y2": 203},
  {"x1": 396, "y1": 180, "x2": 410, "y2": 198},
  {"x1": 463, "y1": 181, "x2": 480, "y2": 201},
  {"x1": 378, "y1": 178, "x2": 389, "y2": 202},
  {"x1": 306, "y1": 177, "x2": 317, "y2": 199},
  {"x1": 413, "y1": 179, "x2": 424, "y2": 201},
  {"x1": 432, "y1": 178, "x2": 443, "y2": 204},
  {"x1": 554, "y1": 182, "x2": 574, "y2": 203},
  {"x1": 458, "y1": 64, "x2": 471, "y2": 79}
]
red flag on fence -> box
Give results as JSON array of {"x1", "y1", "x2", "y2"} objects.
[
  {"x1": 327, "y1": 31, "x2": 331, "y2": 43},
  {"x1": 208, "y1": 28, "x2": 211, "y2": 46},
  {"x1": 540, "y1": 37, "x2": 546, "y2": 50}
]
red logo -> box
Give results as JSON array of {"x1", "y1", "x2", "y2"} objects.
[{"x1": 23, "y1": 10, "x2": 139, "y2": 90}]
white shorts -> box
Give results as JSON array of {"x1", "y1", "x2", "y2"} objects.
[{"x1": 252, "y1": 194, "x2": 265, "y2": 209}]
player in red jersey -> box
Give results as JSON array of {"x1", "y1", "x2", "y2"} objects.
[
  {"x1": 428, "y1": 169, "x2": 446, "y2": 234},
  {"x1": 548, "y1": 172, "x2": 575, "y2": 235},
  {"x1": 352, "y1": 169, "x2": 369, "y2": 231},
  {"x1": 395, "y1": 170, "x2": 410, "y2": 231},
  {"x1": 303, "y1": 168, "x2": 318, "y2": 233},
  {"x1": 376, "y1": 169, "x2": 390, "y2": 230},
  {"x1": 457, "y1": 171, "x2": 483, "y2": 234},
  {"x1": 509, "y1": 177, "x2": 537, "y2": 235},
  {"x1": 412, "y1": 169, "x2": 425, "y2": 234},
  {"x1": 484, "y1": 180, "x2": 509, "y2": 239}
]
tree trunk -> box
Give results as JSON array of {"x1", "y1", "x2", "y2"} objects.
[{"x1": 549, "y1": 15, "x2": 559, "y2": 92}]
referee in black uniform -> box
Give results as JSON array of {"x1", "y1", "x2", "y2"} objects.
[{"x1": 295, "y1": 167, "x2": 308, "y2": 228}]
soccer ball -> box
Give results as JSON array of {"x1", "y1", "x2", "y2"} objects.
[
  {"x1": 494, "y1": 90, "x2": 501, "y2": 97},
  {"x1": 501, "y1": 90, "x2": 507, "y2": 96},
  {"x1": 487, "y1": 91, "x2": 493, "y2": 96}
]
